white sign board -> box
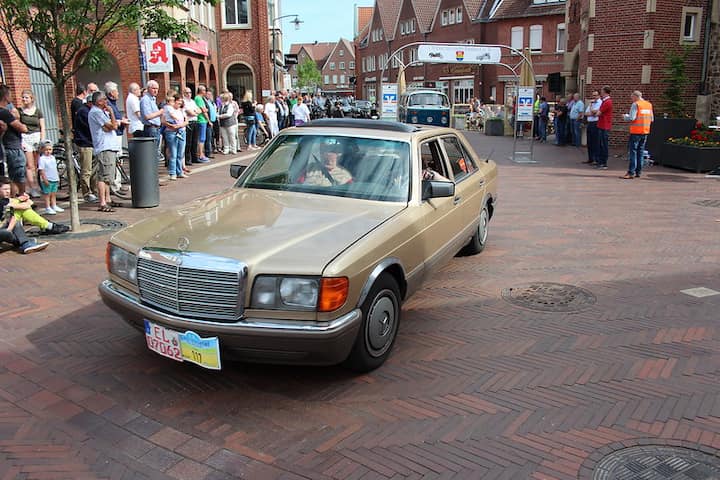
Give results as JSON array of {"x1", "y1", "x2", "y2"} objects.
[
  {"x1": 418, "y1": 45, "x2": 502, "y2": 64},
  {"x1": 517, "y1": 87, "x2": 534, "y2": 122},
  {"x1": 144, "y1": 39, "x2": 173, "y2": 73},
  {"x1": 382, "y1": 83, "x2": 398, "y2": 120}
]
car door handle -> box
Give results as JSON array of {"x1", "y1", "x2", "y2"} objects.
[
  {"x1": 478, "y1": 179, "x2": 485, "y2": 186},
  {"x1": 453, "y1": 196, "x2": 462, "y2": 205}
]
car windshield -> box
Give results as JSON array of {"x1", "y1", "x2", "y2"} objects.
[
  {"x1": 409, "y1": 93, "x2": 449, "y2": 107},
  {"x1": 238, "y1": 134, "x2": 411, "y2": 202}
]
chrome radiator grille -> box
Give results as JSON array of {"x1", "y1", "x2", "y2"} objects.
[{"x1": 137, "y1": 250, "x2": 246, "y2": 322}]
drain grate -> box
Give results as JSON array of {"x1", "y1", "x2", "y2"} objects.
[
  {"x1": 593, "y1": 446, "x2": 720, "y2": 480},
  {"x1": 693, "y1": 199, "x2": 720, "y2": 208},
  {"x1": 29, "y1": 218, "x2": 127, "y2": 240},
  {"x1": 501, "y1": 282, "x2": 596, "y2": 312}
]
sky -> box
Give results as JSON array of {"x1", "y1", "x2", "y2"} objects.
[{"x1": 279, "y1": 0, "x2": 375, "y2": 53}]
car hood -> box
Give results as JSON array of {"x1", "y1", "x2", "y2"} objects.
[{"x1": 118, "y1": 188, "x2": 405, "y2": 275}]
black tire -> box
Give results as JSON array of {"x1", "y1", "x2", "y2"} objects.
[
  {"x1": 461, "y1": 204, "x2": 490, "y2": 255},
  {"x1": 344, "y1": 274, "x2": 401, "y2": 372}
]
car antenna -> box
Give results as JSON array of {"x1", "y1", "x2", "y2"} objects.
[{"x1": 485, "y1": 149, "x2": 494, "y2": 163}]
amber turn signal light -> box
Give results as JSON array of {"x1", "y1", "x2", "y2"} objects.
[{"x1": 318, "y1": 277, "x2": 349, "y2": 312}]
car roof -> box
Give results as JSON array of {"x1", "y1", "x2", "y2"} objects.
[{"x1": 295, "y1": 119, "x2": 453, "y2": 140}]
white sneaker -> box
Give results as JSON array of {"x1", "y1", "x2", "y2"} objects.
[
  {"x1": 85, "y1": 194, "x2": 98, "y2": 203},
  {"x1": 168, "y1": 174, "x2": 177, "y2": 181},
  {"x1": 43, "y1": 207, "x2": 56, "y2": 215},
  {"x1": 52, "y1": 205, "x2": 64, "y2": 213}
]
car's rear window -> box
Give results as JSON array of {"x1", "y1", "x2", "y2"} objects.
[{"x1": 238, "y1": 134, "x2": 411, "y2": 202}]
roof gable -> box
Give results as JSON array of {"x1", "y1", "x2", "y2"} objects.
[
  {"x1": 411, "y1": 0, "x2": 440, "y2": 33},
  {"x1": 377, "y1": 0, "x2": 403, "y2": 40}
]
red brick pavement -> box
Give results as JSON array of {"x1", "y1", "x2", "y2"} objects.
[{"x1": 1, "y1": 137, "x2": 720, "y2": 479}]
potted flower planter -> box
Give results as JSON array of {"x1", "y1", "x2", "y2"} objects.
[
  {"x1": 646, "y1": 118, "x2": 695, "y2": 165},
  {"x1": 485, "y1": 118, "x2": 504, "y2": 136},
  {"x1": 661, "y1": 142, "x2": 720, "y2": 173}
]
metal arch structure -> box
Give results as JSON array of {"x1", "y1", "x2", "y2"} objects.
[{"x1": 377, "y1": 42, "x2": 537, "y2": 163}]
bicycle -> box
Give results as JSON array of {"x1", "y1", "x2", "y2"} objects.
[{"x1": 54, "y1": 133, "x2": 131, "y2": 200}]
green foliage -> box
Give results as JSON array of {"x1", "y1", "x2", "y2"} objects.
[
  {"x1": 661, "y1": 46, "x2": 693, "y2": 118},
  {"x1": 0, "y1": 0, "x2": 212, "y2": 82},
  {"x1": 297, "y1": 58, "x2": 321, "y2": 91}
]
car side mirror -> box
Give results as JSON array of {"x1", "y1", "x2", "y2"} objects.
[
  {"x1": 422, "y1": 180, "x2": 455, "y2": 200},
  {"x1": 230, "y1": 164, "x2": 247, "y2": 179}
]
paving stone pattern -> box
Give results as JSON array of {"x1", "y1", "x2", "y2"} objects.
[{"x1": 1, "y1": 139, "x2": 720, "y2": 479}]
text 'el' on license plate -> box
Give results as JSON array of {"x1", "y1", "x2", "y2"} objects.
[{"x1": 144, "y1": 319, "x2": 221, "y2": 370}]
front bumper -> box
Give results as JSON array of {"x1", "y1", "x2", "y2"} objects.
[{"x1": 99, "y1": 280, "x2": 362, "y2": 365}]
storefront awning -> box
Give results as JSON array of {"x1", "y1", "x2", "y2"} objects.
[{"x1": 172, "y1": 40, "x2": 209, "y2": 57}]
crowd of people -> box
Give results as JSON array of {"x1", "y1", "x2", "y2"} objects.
[{"x1": 532, "y1": 86, "x2": 654, "y2": 178}]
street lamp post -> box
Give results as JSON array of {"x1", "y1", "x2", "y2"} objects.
[{"x1": 271, "y1": 14, "x2": 302, "y2": 92}]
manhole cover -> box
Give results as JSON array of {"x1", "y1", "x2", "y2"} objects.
[
  {"x1": 28, "y1": 218, "x2": 127, "y2": 240},
  {"x1": 593, "y1": 445, "x2": 720, "y2": 480},
  {"x1": 693, "y1": 199, "x2": 720, "y2": 208},
  {"x1": 501, "y1": 282, "x2": 596, "y2": 312}
]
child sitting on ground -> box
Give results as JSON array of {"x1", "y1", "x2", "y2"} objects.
[
  {"x1": 37, "y1": 140, "x2": 64, "y2": 215},
  {"x1": 0, "y1": 177, "x2": 49, "y2": 253}
]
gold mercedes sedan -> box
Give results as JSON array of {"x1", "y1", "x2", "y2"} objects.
[{"x1": 99, "y1": 119, "x2": 498, "y2": 372}]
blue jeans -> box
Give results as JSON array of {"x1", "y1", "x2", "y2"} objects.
[
  {"x1": 538, "y1": 117, "x2": 548, "y2": 141},
  {"x1": 164, "y1": 130, "x2": 185, "y2": 176},
  {"x1": 627, "y1": 133, "x2": 647, "y2": 176},
  {"x1": 586, "y1": 122, "x2": 599, "y2": 163},
  {"x1": 571, "y1": 119, "x2": 582, "y2": 147},
  {"x1": 597, "y1": 128, "x2": 609, "y2": 166},
  {"x1": 245, "y1": 117, "x2": 257, "y2": 146}
]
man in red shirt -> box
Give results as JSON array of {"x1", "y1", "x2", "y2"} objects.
[{"x1": 593, "y1": 85, "x2": 613, "y2": 169}]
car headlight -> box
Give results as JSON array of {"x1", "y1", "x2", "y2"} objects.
[
  {"x1": 441, "y1": 116, "x2": 448, "y2": 124},
  {"x1": 411, "y1": 116, "x2": 419, "y2": 123},
  {"x1": 106, "y1": 243, "x2": 137, "y2": 284},
  {"x1": 251, "y1": 276, "x2": 319, "y2": 310}
]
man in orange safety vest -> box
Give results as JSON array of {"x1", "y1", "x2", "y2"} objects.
[{"x1": 621, "y1": 90, "x2": 654, "y2": 179}]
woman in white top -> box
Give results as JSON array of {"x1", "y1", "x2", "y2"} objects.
[
  {"x1": 218, "y1": 93, "x2": 238, "y2": 154},
  {"x1": 264, "y1": 96, "x2": 279, "y2": 137}
]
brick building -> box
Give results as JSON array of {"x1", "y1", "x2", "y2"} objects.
[
  {"x1": 0, "y1": 0, "x2": 274, "y2": 141},
  {"x1": 355, "y1": 0, "x2": 566, "y2": 104},
  {"x1": 286, "y1": 42, "x2": 335, "y2": 92},
  {"x1": 320, "y1": 39, "x2": 356, "y2": 97}
]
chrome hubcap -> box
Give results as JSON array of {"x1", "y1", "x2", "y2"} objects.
[
  {"x1": 366, "y1": 293, "x2": 396, "y2": 356},
  {"x1": 479, "y1": 208, "x2": 489, "y2": 244}
]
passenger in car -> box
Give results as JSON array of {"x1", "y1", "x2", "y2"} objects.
[
  {"x1": 303, "y1": 146, "x2": 353, "y2": 186},
  {"x1": 421, "y1": 156, "x2": 450, "y2": 182}
]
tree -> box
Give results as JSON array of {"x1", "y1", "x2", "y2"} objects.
[
  {"x1": 297, "y1": 58, "x2": 321, "y2": 92},
  {"x1": 0, "y1": 0, "x2": 212, "y2": 231},
  {"x1": 661, "y1": 47, "x2": 693, "y2": 118}
]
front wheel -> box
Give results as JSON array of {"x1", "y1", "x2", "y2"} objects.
[
  {"x1": 461, "y1": 205, "x2": 489, "y2": 255},
  {"x1": 344, "y1": 274, "x2": 401, "y2": 372}
]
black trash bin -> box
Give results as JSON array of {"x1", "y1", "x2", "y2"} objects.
[{"x1": 128, "y1": 137, "x2": 159, "y2": 208}]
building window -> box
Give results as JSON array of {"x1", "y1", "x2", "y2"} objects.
[
  {"x1": 449, "y1": 9, "x2": 456, "y2": 24},
  {"x1": 681, "y1": 7, "x2": 702, "y2": 43},
  {"x1": 223, "y1": 0, "x2": 249, "y2": 27},
  {"x1": 556, "y1": 23, "x2": 566, "y2": 52},
  {"x1": 411, "y1": 19, "x2": 415, "y2": 33},
  {"x1": 324, "y1": 75, "x2": 330, "y2": 84},
  {"x1": 349, "y1": 61, "x2": 355, "y2": 69},
  {"x1": 529, "y1": 25, "x2": 543, "y2": 52},
  {"x1": 333, "y1": 74, "x2": 338, "y2": 84},
  {"x1": 453, "y1": 79, "x2": 474, "y2": 104},
  {"x1": 340, "y1": 75, "x2": 345, "y2": 84},
  {"x1": 441, "y1": 10, "x2": 448, "y2": 26},
  {"x1": 401, "y1": 22, "x2": 405, "y2": 35},
  {"x1": 511, "y1": 26, "x2": 523, "y2": 50},
  {"x1": 533, "y1": 0, "x2": 564, "y2": 3},
  {"x1": 339, "y1": 61, "x2": 345, "y2": 70},
  {"x1": 456, "y1": 7, "x2": 462, "y2": 23},
  {"x1": 339, "y1": 49, "x2": 344, "y2": 56}
]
